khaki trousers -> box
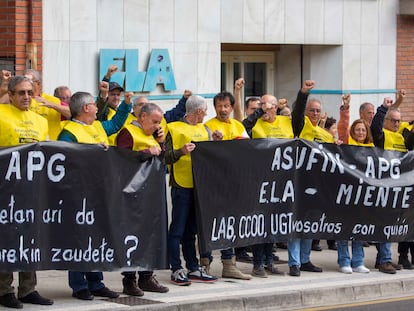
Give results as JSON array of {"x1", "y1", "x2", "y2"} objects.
[{"x1": 0, "y1": 272, "x2": 36, "y2": 298}]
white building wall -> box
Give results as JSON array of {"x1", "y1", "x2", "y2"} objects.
[{"x1": 42, "y1": 0, "x2": 399, "y2": 121}]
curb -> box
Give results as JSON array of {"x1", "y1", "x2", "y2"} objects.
[{"x1": 118, "y1": 277, "x2": 414, "y2": 311}]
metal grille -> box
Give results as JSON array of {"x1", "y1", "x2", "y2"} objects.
[{"x1": 105, "y1": 296, "x2": 164, "y2": 306}]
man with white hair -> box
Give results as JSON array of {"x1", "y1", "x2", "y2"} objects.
[{"x1": 166, "y1": 95, "x2": 218, "y2": 286}]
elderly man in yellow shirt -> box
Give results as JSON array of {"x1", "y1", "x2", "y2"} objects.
[{"x1": 0, "y1": 76, "x2": 53, "y2": 308}]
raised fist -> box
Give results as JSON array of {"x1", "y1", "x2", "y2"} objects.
[
  {"x1": 234, "y1": 78, "x2": 245, "y2": 90},
  {"x1": 301, "y1": 80, "x2": 315, "y2": 93}
]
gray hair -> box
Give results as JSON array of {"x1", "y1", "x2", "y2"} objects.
[
  {"x1": 8, "y1": 76, "x2": 33, "y2": 93},
  {"x1": 138, "y1": 102, "x2": 163, "y2": 117},
  {"x1": 54, "y1": 85, "x2": 70, "y2": 98},
  {"x1": 359, "y1": 102, "x2": 374, "y2": 113},
  {"x1": 69, "y1": 91, "x2": 95, "y2": 117},
  {"x1": 186, "y1": 95, "x2": 207, "y2": 115},
  {"x1": 133, "y1": 96, "x2": 148, "y2": 108},
  {"x1": 385, "y1": 107, "x2": 400, "y2": 118},
  {"x1": 306, "y1": 98, "x2": 321, "y2": 108}
]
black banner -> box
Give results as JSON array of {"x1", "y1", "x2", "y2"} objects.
[
  {"x1": 0, "y1": 142, "x2": 168, "y2": 272},
  {"x1": 192, "y1": 139, "x2": 414, "y2": 253}
]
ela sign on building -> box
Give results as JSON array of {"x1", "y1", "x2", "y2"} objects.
[{"x1": 99, "y1": 49, "x2": 177, "y2": 92}]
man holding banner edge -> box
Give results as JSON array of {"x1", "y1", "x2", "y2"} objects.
[
  {"x1": 165, "y1": 95, "x2": 219, "y2": 286},
  {"x1": 370, "y1": 96, "x2": 414, "y2": 274},
  {"x1": 58, "y1": 91, "x2": 132, "y2": 300},
  {"x1": 0, "y1": 76, "x2": 53, "y2": 309}
]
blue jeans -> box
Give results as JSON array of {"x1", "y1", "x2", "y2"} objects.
[
  {"x1": 68, "y1": 272, "x2": 105, "y2": 293},
  {"x1": 252, "y1": 243, "x2": 273, "y2": 266},
  {"x1": 288, "y1": 239, "x2": 312, "y2": 267},
  {"x1": 337, "y1": 240, "x2": 364, "y2": 268},
  {"x1": 220, "y1": 248, "x2": 234, "y2": 260},
  {"x1": 168, "y1": 187, "x2": 199, "y2": 272},
  {"x1": 375, "y1": 242, "x2": 392, "y2": 264},
  {"x1": 201, "y1": 248, "x2": 234, "y2": 261}
]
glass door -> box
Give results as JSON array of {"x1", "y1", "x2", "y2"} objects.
[{"x1": 221, "y1": 52, "x2": 274, "y2": 108}]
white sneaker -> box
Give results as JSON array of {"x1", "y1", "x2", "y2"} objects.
[
  {"x1": 352, "y1": 265, "x2": 370, "y2": 273},
  {"x1": 340, "y1": 266, "x2": 352, "y2": 274}
]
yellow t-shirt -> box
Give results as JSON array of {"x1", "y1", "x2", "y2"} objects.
[
  {"x1": 167, "y1": 121, "x2": 210, "y2": 188},
  {"x1": 0, "y1": 104, "x2": 48, "y2": 146},
  {"x1": 299, "y1": 116, "x2": 335, "y2": 143},
  {"x1": 204, "y1": 117, "x2": 248, "y2": 140},
  {"x1": 123, "y1": 122, "x2": 161, "y2": 152},
  {"x1": 61, "y1": 120, "x2": 109, "y2": 145},
  {"x1": 29, "y1": 93, "x2": 63, "y2": 141},
  {"x1": 252, "y1": 116, "x2": 293, "y2": 139},
  {"x1": 383, "y1": 128, "x2": 406, "y2": 152}
]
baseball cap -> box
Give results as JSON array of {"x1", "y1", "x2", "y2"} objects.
[{"x1": 108, "y1": 82, "x2": 124, "y2": 92}]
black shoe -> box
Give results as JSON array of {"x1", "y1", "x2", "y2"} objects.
[
  {"x1": 328, "y1": 243, "x2": 337, "y2": 251},
  {"x1": 72, "y1": 288, "x2": 94, "y2": 300},
  {"x1": 289, "y1": 265, "x2": 300, "y2": 277},
  {"x1": 272, "y1": 254, "x2": 288, "y2": 264},
  {"x1": 139, "y1": 275, "x2": 169, "y2": 293},
  {"x1": 91, "y1": 287, "x2": 119, "y2": 299},
  {"x1": 265, "y1": 264, "x2": 285, "y2": 275},
  {"x1": 19, "y1": 291, "x2": 53, "y2": 305},
  {"x1": 123, "y1": 278, "x2": 144, "y2": 296},
  {"x1": 276, "y1": 242, "x2": 288, "y2": 249},
  {"x1": 311, "y1": 244, "x2": 322, "y2": 251},
  {"x1": 398, "y1": 256, "x2": 413, "y2": 270},
  {"x1": 0, "y1": 293, "x2": 23, "y2": 309},
  {"x1": 300, "y1": 262, "x2": 323, "y2": 272}
]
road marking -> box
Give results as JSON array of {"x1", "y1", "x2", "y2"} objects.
[{"x1": 298, "y1": 295, "x2": 414, "y2": 310}]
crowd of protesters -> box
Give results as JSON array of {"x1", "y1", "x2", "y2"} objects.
[{"x1": 0, "y1": 65, "x2": 412, "y2": 309}]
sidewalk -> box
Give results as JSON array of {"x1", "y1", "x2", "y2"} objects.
[{"x1": 13, "y1": 243, "x2": 414, "y2": 311}]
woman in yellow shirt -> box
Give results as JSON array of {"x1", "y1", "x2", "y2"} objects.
[{"x1": 348, "y1": 119, "x2": 374, "y2": 146}]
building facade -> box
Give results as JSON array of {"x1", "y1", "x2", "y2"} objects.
[{"x1": 1, "y1": 0, "x2": 413, "y2": 121}]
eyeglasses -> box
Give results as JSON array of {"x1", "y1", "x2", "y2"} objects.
[
  {"x1": 133, "y1": 102, "x2": 146, "y2": 107},
  {"x1": 14, "y1": 90, "x2": 34, "y2": 96},
  {"x1": 58, "y1": 96, "x2": 71, "y2": 100},
  {"x1": 307, "y1": 108, "x2": 321, "y2": 113},
  {"x1": 385, "y1": 118, "x2": 400, "y2": 124},
  {"x1": 85, "y1": 102, "x2": 97, "y2": 107}
]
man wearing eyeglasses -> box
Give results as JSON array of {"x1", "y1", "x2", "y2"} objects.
[
  {"x1": 371, "y1": 97, "x2": 414, "y2": 152},
  {"x1": 285, "y1": 79, "x2": 325, "y2": 277},
  {"x1": 0, "y1": 76, "x2": 53, "y2": 308},
  {"x1": 293, "y1": 82, "x2": 335, "y2": 144}
]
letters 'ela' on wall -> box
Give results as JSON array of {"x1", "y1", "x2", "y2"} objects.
[{"x1": 99, "y1": 49, "x2": 177, "y2": 92}]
